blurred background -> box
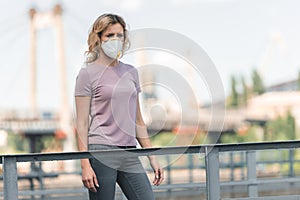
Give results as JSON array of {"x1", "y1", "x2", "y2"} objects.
[
  {"x1": 0, "y1": 0, "x2": 299, "y2": 151},
  {"x1": 1, "y1": 0, "x2": 300, "y2": 199}
]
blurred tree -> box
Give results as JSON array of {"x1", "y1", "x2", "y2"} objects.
[
  {"x1": 220, "y1": 126, "x2": 258, "y2": 143},
  {"x1": 228, "y1": 75, "x2": 239, "y2": 107},
  {"x1": 241, "y1": 75, "x2": 248, "y2": 105},
  {"x1": 298, "y1": 69, "x2": 300, "y2": 90},
  {"x1": 286, "y1": 111, "x2": 296, "y2": 140},
  {"x1": 266, "y1": 111, "x2": 296, "y2": 141},
  {"x1": 252, "y1": 69, "x2": 265, "y2": 95},
  {"x1": 7, "y1": 133, "x2": 29, "y2": 153}
]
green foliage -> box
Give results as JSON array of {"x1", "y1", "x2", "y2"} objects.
[
  {"x1": 266, "y1": 111, "x2": 296, "y2": 141},
  {"x1": 251, "y1": 69, "x2": 265, "y2": 95},
  {"x1": 241, "y1": 76, "x2": 248, "y2": 105},
  {"x1": 228, "y1": 75, "x2": 239, "y2": 108},
  {"x1": 298, "y1": 70, "x2": 300, "y2": 90},
  {"x1": 4, "y1": 132, "x2": 62, "y2": 153},
  {"x1": 221, "y1": 111, "x2": 296, "y2": 144},
  {"x1": 221, "y1": 126, "x2": 259, "y2": 144},
  {"x1": 45, "y1": 137, "x2": 63, "y2": 151},
  {"x1": 149, "y1": 131, "x2": 209, "y2": 146},
  {"x1": 286, "y1": 111, "x2": 296, "y2": 140},
  {"x1": 150, "y1": 132, "x2": 176, "y2": 146},
  {"x1": 7, "y1": 132, "x2": 29, "y2": 153},
  {"x1": 227, "y1": 69, "x2": 266, "y2": 108},
  {"x1": 227, "y1": 74, "x2": 251, "y2": 108}
]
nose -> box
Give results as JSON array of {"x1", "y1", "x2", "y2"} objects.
[{"x1": 111, "y1": 35, "x2": 119, "y2": 40}]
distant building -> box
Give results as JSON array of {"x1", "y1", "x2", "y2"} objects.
[
  {"x1": 247, "y1": 91, "x2": 300, "y2": 118},
  {"x1": 246, "y1": 91, "x2": 300, "y2": 135},
  {"x1": 247, "y1": 77, "x2": 300, "y2": 122},
  {"x1": 266, "y1": 79, "x2": 299, "y2": 92}
]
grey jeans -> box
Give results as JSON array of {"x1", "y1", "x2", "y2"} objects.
[{"x1": 88, "y1": 144, "x2": 155, "y2": 200}]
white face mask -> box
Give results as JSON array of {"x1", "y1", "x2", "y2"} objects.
[{"x1": 101, "y1": 39, "x2": 124, "y2": 59}]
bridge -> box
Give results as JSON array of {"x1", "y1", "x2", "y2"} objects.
[{"x1": 0, "y1": 107, "x2": 246, "y2": 144}]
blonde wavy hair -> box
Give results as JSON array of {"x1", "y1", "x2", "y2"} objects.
[{"x1": 85, "y1": 14, "x2": 130, "y2": 63}]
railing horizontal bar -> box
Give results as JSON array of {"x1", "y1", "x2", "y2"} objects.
[
  {"x1": 2, "y1": 177, "x2": 299, "y2": 197},
  {"x1": 220, "y1": 177, "x2": 300, "y2": 186},
  {"x1": 18, "y1": 188, "x2": 87, "y2": 196},
  {"x1": 0, "y1": 146, "x2": 205, "y2": 163},
  {"x1": 223, "y1": 195, "x2": 300, "y2": 200},
  {"x1": 1, "y1": 140, "x2": 300, "y2": 164},
  {"x1": 219, "y1": 140, "x2": 300, "y2": 152}
]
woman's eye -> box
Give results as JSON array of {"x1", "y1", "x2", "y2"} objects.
[
  {"x1": 105, "y1": 33, "x2": 124, "y2": 38},
  {"x1": 117, "y1": 33, "x2": 124, "y2": 38},
  {"x1": 106, "y1": 34, "x2": 114, "y2": 38}
]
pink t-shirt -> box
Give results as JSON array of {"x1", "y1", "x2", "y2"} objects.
[{"x1": 74, "y1": 61, "x2": 141, "y2": 146}]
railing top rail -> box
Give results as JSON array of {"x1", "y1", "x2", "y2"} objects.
[{"x1": 1, "y1": 140, "x2": 300, "y2": 164}]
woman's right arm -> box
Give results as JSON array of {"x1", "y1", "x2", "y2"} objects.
[{"x1": 75, "y1": 96, "x2": 99, "y2": 192}]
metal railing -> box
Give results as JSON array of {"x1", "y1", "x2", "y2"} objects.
[{"x1": 1, "y1": 140, "x2": 300, "y2": 200}]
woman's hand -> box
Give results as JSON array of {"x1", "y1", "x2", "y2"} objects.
[
  {"x1": 81, "y1": 165, "x2": 99, "y2": 192},
  {"x1": 149, "y1": 156, "x2": 164, "y2": 186},
  {"x1": 135, "y1": 98, "x2": 164, "y2": 185}
]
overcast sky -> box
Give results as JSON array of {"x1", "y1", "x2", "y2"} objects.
[{"x1": 1, "y1": 0, "x2": 299, "y2": 110}]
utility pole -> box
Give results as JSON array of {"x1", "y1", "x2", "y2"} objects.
[
  {"x1": 29, "y1": 8, "x2": 37, "y2": 118},
  {"x1": 53, "y1": 4, "x2": 76, "y2": 171},
  {"x1": 28, "y1": 4, "x2": 76, "y2": 171}
]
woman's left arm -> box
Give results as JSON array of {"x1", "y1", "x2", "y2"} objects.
[{"x1": 136, "y1": 98, "x2": 164, "y2": 186}]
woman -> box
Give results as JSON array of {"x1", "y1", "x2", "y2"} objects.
[{"x1": 74, "y1": 13, "x2": 164, "y2": 200}]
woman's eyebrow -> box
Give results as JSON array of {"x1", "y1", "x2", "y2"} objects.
[{"x1": 105, "y1": 31, "x2": 124, "y2": 34}]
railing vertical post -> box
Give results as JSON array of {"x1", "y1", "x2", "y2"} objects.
[
  {"x1": 3, "y1": 156, "x2": 18, "y2": 200},
  {"x1": 230, "y1": 152, "x2": 234, "y2": 181},
  {"x1": 241, "y1": 152, "x2": 245, "y2": 180},
  {"x1": 246, "y1": 150, "x2": 258, "y2": 197},
  {"x1": 166, "y1": 155, "x2": 172, "y2": 196},
  {"x1": 205, "y1": 147, "x2": 220, "y2": 200},
  {"x1": 288, "y1": 149, "x2": 295, "y2": 177},
  {"x1": 188, "y1": 154, "x2": 193, "y2": 183}
]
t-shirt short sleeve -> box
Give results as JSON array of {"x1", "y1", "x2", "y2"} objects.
[{"x1": 74, "y1": 68, "x2": 92, "y2": 97}]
